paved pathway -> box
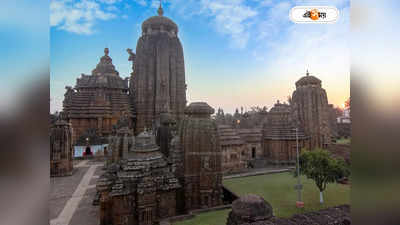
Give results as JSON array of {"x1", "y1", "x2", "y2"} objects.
[
  {"x1": 223, "y1": 168, "x2": 290, "y2": 179},
  {"x1": 50, "y1": 161, "x2": 101, "y2": 225}
]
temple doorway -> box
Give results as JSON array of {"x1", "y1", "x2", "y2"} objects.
[
  {"x1": 85, "y1": 146, "x2": 92, "y2": 155},
  {"x1": 252, "y1": 147, "x2": 256, "y2": 159}
]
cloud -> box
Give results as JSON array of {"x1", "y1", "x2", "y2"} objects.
[
  {"x1": 98, "y1": 0, "x2": 122, "y2": 4},
  {"x1": 199, "y1": 0, "x2": 258, "y2": 49},
  {"x1": 132, "y1": 0, "x2": 147, "y2": 7},
  {"x1": 50, "y1": 0, "x2": 117, "y2": 35}
]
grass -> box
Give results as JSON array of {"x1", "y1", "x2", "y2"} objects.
[
  {"x1": 174, "y1": 172, "x2": 350, "y2": 225},
  {"x1": 173, "y1": 209, "x2": 231, "y2": 225},
  {"x1": 336, "y1": 138, "x2": 351, "y2": 144}
]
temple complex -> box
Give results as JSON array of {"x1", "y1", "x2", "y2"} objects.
[
  {"x1": 50, "y1": 117, "x2": 74, "y2": 176},
  {"x1": 63, "y1": 48, "x2": 132, "y2": 144},
  {"x1": 291, "y1": 70, "x2": 331, "y2": 149},
  {"x1": 129, "y1": 4, "x2": 187, "y2": 133}
]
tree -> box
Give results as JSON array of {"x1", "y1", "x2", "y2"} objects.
[
  {"x1": 345, "y1": 97, "x2": 351, "y2": 109},
  {"x1": 295, "y1": 148, "x2": 350, "y2": 204}
]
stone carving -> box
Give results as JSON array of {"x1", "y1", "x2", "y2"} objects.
[{"x1": 127, "y1": 48, "x2": 136, "y2": 71}]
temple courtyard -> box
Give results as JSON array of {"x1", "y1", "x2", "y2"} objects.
[
  {"x1": 49, "y1": 159, "x2": 349, "y2": 225},
  {"x1": 174, "y1": 172, "x2": 350, "y2": 225}
]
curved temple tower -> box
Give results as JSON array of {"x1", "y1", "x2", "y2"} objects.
[
  {"x1": 130, "y1": 4, "x2": 187, "y2": 133},
  {"x1": 291, "y1": 71, "x2": 331, "y2": 149}
]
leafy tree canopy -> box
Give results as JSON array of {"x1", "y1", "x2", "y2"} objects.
[{"x1": 296, "y1": 148, "x2": 350, "y2": 193}]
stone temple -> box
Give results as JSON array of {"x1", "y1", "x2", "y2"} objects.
[
  {"x1": 291, "y1": 70, "x2": 331, "y2": 149},
  {"x1": 263, "y1": 100, "x2": 309, "y2": 164},
  {"x1": 97, "y1": 102, "x2": 223, "y2": 225},
  {"x1": 97, "y1": 130, "x2": 181, "y2": 225},
  {"x1": 129, "y1": 4, "x2": 187, "y2": 133},
  {"x1": 63, "y1": 48, "x2": 132, "y2": 144}
]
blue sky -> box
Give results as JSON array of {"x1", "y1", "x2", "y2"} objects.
[{"x1": 50, "y1": 0, "x2": 351, "y2": 113}]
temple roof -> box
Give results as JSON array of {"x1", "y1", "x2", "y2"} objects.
[
  {"x1": 74, "y1": 48, "x2": 128, "y2": 90},
  {"x1": 185, "y1": 102, "x2": 215, "y2": 116},
  {"x1": 141, "y1": 4, "x2": 178, "y2": 33},
  {"x1": 218, "y1": 125, "x2": 245, "y2": 146},
  {"x1": 295, "y1": 70, "x2": 322, "y2": 88},
  {"x1": 269, "y1": 100, "x2": 290, "y2": 113},
  {"x1": 92, "y1": 48, "x2": 119, "y2": 76}
]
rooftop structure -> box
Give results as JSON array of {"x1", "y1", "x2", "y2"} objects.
[{"x1": 63, "y1": 48, "x2": 132, "y2": 144}]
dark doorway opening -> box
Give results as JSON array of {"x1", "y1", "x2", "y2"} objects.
[
  {"x1": 85, "y1": 146, "x2": 92, "y2": 155},
  {"x1": 252, "y1": 147, "x2": 256, "y2": 158}
]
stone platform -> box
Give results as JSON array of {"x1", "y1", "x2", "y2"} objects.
[{"x1": 50, "y1": 160, "x2": 103, "y2": 225}]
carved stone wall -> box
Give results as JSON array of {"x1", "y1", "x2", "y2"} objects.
[
  {"x1": 63, "y1": 48, "x2": 132, "y2": 144},
  {"x1": 97, "y1": 130, "x2": 180, "y2": 225},
  {"x1": 131, "y1": 11, "x2": 186, "y2": 133},
  {"x1": 263, "y1": 101, "x2": 310, "y2": 164},
  {"x1": 50, "y1": 119, "x2": 74, "y2": 176},
  {"x1": 291, "y1": 72, "x2": 331, "y2": 149},
  {"x1": 180, "y1": 102, "x2": 223, "y2": 211},
  {"x1": 218, "y1": 125, "x2": 248, "y2": 173}
]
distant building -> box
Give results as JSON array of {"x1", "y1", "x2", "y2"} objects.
[
  {"x1": 291, "y1": 70, "x2": 332, "y2": 149},
  {"x1": 218, "y1": 125, "x2": 248, "y2": 173},
  {"x1": 263, "y1": 101, "x2": 310, "y2": 164}
]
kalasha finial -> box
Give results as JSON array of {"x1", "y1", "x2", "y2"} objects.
[
  {"x1": 306, "y1": 69, "x2": 309, "y2": 76},
  {"x1": 104, "y1": 48, "x2": 109, "y2": 56},
  {"x1": 157, "y1": 0, "x2": 164, "y2": 16}
]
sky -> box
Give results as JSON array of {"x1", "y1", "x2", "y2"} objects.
[{"x1": 49, "y1": 0, "x2": 351, "y2": 114}]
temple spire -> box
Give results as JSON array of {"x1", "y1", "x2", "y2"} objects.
[{"x1": 157, "y1": 0, "x2": 164, "y2": 16}]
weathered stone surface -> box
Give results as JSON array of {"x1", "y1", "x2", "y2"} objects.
[
  {"x1": 180, "y1": 102, "x2": 223, "y2": 211},
  {"x1": 291, "y1": 71, "x2": 331, "y2": 149},
  {"x1": 156, "y1": 111, "x2": 176, "y2": 157},
  {"x1": 63, "y1": 48, "x2": 132, "y2": 144},
  {"x1": 131, "y1": 6, "x2": 186, "y2": 133},
  {"x1": 50, "y1": 118, "x2": 74, "y2": 177},
  {"x1": 218, "y1": 125, "x2": 247, "y2": 173},
  {"x1": 227, "y1": 194, "x2": 350, "y2": 225},
  {"x1": 97, "y1": 130, "x2": 180, "y2": 225},
  {"x1": 227, "y1": 194, "x2": 273, "y2": 225},
  {"x1": 263, "y1": 101, "x2": 310, "y2": 164}
]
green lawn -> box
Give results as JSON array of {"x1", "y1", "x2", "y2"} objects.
[
  {"x1": 336, "y1": 138, "x2": 351, "y2": 144},
  {"x1": 174, "y1": 172, "x2": 350, "y2": 225},
  {"x1": 173, "y1": 209, "x2": 231, "y2": 225}
]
